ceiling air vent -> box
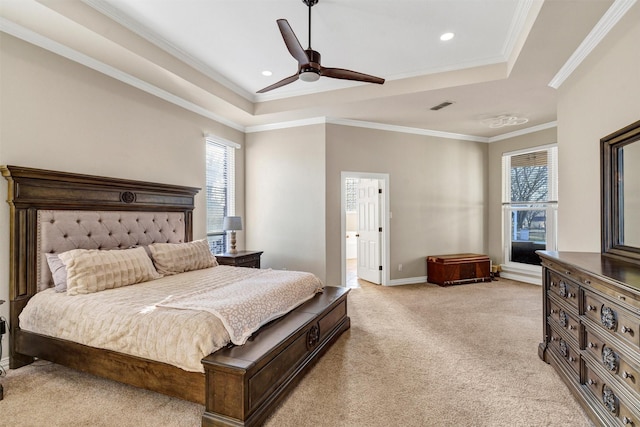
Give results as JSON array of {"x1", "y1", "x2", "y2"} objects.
[{"x1": 430, "y1": 101, "x2": 453, "y2": 111}]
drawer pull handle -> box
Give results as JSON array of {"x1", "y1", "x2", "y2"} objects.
[
  {"x1": 587, "y1": 305, "x2": 597, "y2": 312},
  {"x1": 551, "y1": 281, "x2": 557, "y2": 287},
  {"x1": 551, "y1": 309, "x2": 558, "y2": 314},
  {"x1": 587, "y1": 378, "x2": 597, "y2": 386},
  {"x1": 565, "y1": 271, "x2": 572, "y2": 275},
  {"x1": 569, "y1": 325, "x2": 576, "y2": 330},
  {"x1": 584, "y1": 279, "x2": 591, "y2": 285},
  {"x1": 623, "y1": 371, "x2": 635, "y2": 380},
  {"x1": 623, "y1": 417, "x2": 633, "y2": 425},
  {"x1": 619, "y1": 295, "x2": 627, "y2": 301},
  {"x1": 588, "y1": 342, "x2": 598, "y2": 349},
  {"x1": 568, "y1": 356, "x2": 576, "y2": 362},
  {"x1": 550, "y1": 337, "x2": 557, "y2": 342},
  {"x1": 622, "y1": 326, "x2": 633, "y2": 334},
  {"x1": 567, "y1": 293, "x2": 575, "y2": 298}
]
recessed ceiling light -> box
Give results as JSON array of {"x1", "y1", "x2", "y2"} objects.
[
  {"x1": 261, "y1": 70, "x2": 273, "y2": 77},
  {"x1": 440, "y1": 32, "x2": 455, "y2": 41}
]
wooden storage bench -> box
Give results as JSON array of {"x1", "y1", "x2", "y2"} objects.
[{"x1": 426, "y1": 253, "x2": 491, "y2": 286}]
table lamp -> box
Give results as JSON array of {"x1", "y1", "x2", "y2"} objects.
[{"x1": 223, "y1": 216, "x2": 242, "y2": 254}]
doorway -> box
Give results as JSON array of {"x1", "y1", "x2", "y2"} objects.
[{"x1": 341, "y1": 172, "x2": 390, "y2": 287}]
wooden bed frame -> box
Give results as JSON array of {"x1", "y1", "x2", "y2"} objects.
[{"x1": 1, "y1": 165, "x2": 350, "y2": 426}]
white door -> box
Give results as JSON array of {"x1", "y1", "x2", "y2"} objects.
[{"x1": 356, "y1": 179, "x2": 382, "y2": 284}]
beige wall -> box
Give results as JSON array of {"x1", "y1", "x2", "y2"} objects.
[
  {"x1": 0, "y1": 34, "x2": 244, "y2": 360},
  {"x1": 487, "y1": 127, "x2": 557, "y2": 263},
  {"x1": 325, "y1": 124, "x2": 488, "y2": 285},
  {"x1": 245, "y1": 125, "x2": 326, "y2": 281},
  {"x1": 556, "y1": 2, "x2": 640, "y2": 252}
]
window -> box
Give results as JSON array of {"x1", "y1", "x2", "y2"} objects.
[
  {"x1": 502, "y1": 145, "x2": 558, "y2": 266},
  {"x1": 205, "y1": 136, "x2": 238, "y2": 254},
  {"x1": 345, "y1": 177, "x2": 359, "y2": 213}
]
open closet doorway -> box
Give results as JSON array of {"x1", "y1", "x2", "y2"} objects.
[{"x1": 341, "y1": 172, "x2": 390, "y2": 287}]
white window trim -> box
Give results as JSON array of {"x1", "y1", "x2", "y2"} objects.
[
  {"x1": 501, "y1": 145, "x2": 558, "y2": 284},
  {"x1": 205, "y1": 134, "x2": 239, "y2": 253}
]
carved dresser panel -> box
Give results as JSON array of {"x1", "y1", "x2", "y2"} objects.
[{"x1": 538, "y1": 251, "x2": 640, "y2": 426}]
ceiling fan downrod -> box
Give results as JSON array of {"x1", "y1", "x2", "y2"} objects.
[{"x1": 302, "y1": 0, "x2": 318, "y2": 49}]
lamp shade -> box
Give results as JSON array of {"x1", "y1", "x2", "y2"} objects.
[{"x1": 223, "y1": 216, "x2": 243, "y2": 231}]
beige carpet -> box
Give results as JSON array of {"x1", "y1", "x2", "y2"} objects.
[{"x1": 0, "y1": 278, "x2": 593, "y2": 426}]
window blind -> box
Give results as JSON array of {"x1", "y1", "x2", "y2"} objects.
[{"x1": 205, "y1": 137, "x2": 235, "y2": 235}]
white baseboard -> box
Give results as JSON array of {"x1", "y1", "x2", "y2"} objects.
[
  {"x1": 387, "y1": 276, "x2": 427, "y2": 286},
  {"x1": 500, "y1": 262, "x2": 542, "y2": 285}
]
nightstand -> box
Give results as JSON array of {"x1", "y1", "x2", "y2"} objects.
[{"x1": 215, "y1": 251, "x2": 263, "y2": 268}]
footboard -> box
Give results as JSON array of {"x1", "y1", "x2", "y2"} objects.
[{"x1": 201, "y1": 286, "x2": 350, "y2": 427}]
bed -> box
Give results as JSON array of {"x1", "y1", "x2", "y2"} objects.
[{"x1": 1, "y1": 165, "x2": 350, "y2": 427}]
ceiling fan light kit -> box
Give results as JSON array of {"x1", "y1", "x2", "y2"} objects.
[
  {"x1": 257, "y1": 0, "x2": 385, "y2": 93},
  {"x1": 300, "y1": 70, "x2": 320, "y2": 82}
]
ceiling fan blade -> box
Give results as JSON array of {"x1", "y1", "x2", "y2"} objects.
[
  {"x1": 320, "y1": 67, "x2": 385, "y2": 85},
  {"x1": 256, "y1": 73, "x2": 299, "y2": 93},
  {"x1": 277, "y1": 19, "x2": 309, "y2": 65}
]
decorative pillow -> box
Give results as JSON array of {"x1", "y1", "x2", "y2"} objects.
[
  {"x1": 58, "y1": 247, "x2": 161, "y2": 296},
  {"x1": 148, "y1": 239, "x2": 218, "y2": 275},
  {"x1": 46, "y1": 253, "x2": 68, "y2": 293}
]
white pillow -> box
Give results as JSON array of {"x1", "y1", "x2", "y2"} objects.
[
  {"x1": 45, "y1": 253, "x2": 68, "y2": 293},
  {"x1": 148, "y1": 239, "x2": 217, "y2": 275},
  {"x1": 58, "y1": 247, "x2": 161, "y2": 295}
]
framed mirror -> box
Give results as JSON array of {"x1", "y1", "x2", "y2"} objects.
[{"x1": 602, "y1": 119, "x2": 640, "y2": 264}]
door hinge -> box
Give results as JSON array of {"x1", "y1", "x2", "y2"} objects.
[
  {"x1": 378, "y1": 188, "x2": 382, "y2": 194},
  {"x1": 379, "y1": 227, "x2": 382, "y2": 232},
  {"x1": 379, "y1": 266, "x2": 383, "y2": 271}
]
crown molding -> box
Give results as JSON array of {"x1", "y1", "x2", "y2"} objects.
[
  {"x1": 487, "y1": 121, "x2": 557, "y2": 142},
  {"x1": 327, "y1": 119, "x2": 489, "y2": 142},
  {"x1": 0, "y1": 17, "x2": 245, "y2": 132},
  {"x1": 246, "y1": 116, "x2": 556, "y2": 143},
  {"x1": 82, "y1": 0, "x2": 254, "y2": 101},
  {"x1": 549, "y1": 0, "x2": 636, "y2": 89},
  {"x1": 245, "y1": 117, "x2": 328, "y2": 133},
  {"x1": 502, "y1": 0, "x2": 537, "y2": 59}
]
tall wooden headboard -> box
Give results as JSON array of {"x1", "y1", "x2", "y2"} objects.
[{"x1": 1, "y1": 165, "x2": 199, "y2": 368}]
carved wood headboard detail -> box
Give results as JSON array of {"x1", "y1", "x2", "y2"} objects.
[{"x1": 1, "y1": 165, "x2": 200, "y2": 367}]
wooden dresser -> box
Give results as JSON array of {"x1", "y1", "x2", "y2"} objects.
[{"x1": 538, "y1": 251, "x2": 640, "y2": 426}]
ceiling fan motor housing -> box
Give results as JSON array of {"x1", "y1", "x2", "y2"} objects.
[{"x1": 300, "y1": 49, "x2": 321, "y2": 81}]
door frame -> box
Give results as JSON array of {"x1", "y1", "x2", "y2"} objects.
[{"x1": 341, "y1": 171, "x2": 390, "y2": 286}]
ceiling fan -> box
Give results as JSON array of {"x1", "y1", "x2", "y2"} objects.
[{"x1": 257, "y1": 0, "x2": 385, "y2": 93}]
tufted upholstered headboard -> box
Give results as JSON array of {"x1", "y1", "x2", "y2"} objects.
[
  {"x1": 1, "y1": 165, "x2": 200, "y2": 367},
  {"x1": 37, "y1": 210, "x2": 187, "y2": 291}
]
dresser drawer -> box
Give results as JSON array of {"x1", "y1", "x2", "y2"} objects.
[
  {"x1": 575, "y1": 270, "x2": 640, "y2": 313},
  {"x1": 548, "y1": 271, "x2": 579, "y2": 309},
  {"x1": 583, "y1": 362, "x2": 640, "y2": 425},
  {"x1": 585, "y1": 327, "x2": 640, "y2": 399},
  {"x1": 549, "y1": 327, "x2": 580, "y2": 377},
  {"x1": 584, "y1": 291, "x2": 640, "y2": 350},
  {"x1": 548, "y1": 297, "x2": 580, "y2": 342}
]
